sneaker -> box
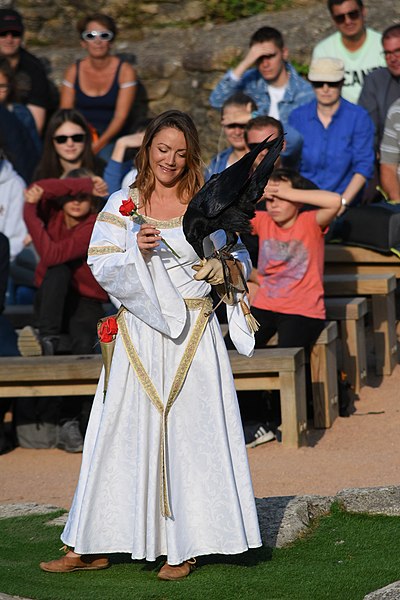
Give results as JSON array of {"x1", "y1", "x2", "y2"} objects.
[
  {"x1": 244, "y1": 422, "x2": 276, "y2": 448},
  {"x1": 57, "y1": 420, "x2": 83, "y2": 453},
  {"x1": 18, "y1": 326, "x2": 42, "y2": 357},
  {"x1": 18, "y1": 326, "x2": 58, "y2": 357}
]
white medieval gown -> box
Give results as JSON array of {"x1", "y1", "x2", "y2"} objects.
[{"x1": 61, "y1": 188, "x2": 262, "y2": 564}]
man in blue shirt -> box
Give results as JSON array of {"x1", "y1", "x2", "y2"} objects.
[
  {"x1": 209, "y1": 26, "x2": 314, "y2": 167},
  {"x1": 289, "y1": 57, "x2": 374, "y2": 207}
]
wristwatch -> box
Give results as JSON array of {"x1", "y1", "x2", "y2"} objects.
[{"x1": 341, "y1": 197, "x2": 348, "y2": 208}]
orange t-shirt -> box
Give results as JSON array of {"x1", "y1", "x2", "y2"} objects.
[{"x1": 251, "y1": 209, "x2": 326, "y2": 319}]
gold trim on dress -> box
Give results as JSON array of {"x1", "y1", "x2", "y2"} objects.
[
  {"x1": 88, "y1": 245, "x2": 124, "y2": 256},
  {"x1": 97, "y1": 211, "x2": 127, "y2": 229},
  {"x1": 129, "y1": 187, "x2": 184, "y2": 229},
  {"x1": 117, "y1": 296, "x2": 212, "y2": 518}
]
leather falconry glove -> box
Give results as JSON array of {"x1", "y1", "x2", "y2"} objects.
[{"x1": 192, "y1": 257, "x2": 224, "y2": 285}]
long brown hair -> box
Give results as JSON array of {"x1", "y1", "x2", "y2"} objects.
[
  {"x1": 134, "y1": 110, "x2": 204, "y2": 205},
  {"x1": 34, "y1": 109, "x2": 97, "y2": 180}
]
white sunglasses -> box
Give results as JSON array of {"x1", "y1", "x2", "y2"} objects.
[{"x1": 81, "y1": 30, "x2": 114, "y2": 42}]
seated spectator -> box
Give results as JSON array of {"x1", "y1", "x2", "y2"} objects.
[
  {"x1": 359, "y1": 24, "x2": 400, "y2": 153},
  {"x1": 289, "y1": 58, "x2": 374, "y2": 209},
  {"x1": 312, "y1": 0, "x2": 385, "y2": 104},
  {"x1": 0, "y1": 56, "x2": 41, "y2": 152},
  {"x1": 243, "y1": 169, "x2": 341, "y2": 446},
  {"x1": 209, "y1": 26, "x2": 313, "y2": 165},
  {"x1": 60, "y1": 13, "x2": 137, "y2": 161},
  {"x1": 0, "y1": 105, "x2": 40, "y2": 184},
  {"x1": 103, "y1": 118, "x2": 151, "y2": 195},
  {"x1": 18, "y1": 172, "x2": 109, "y2": 357},
  {"x1": 380, "y1": 98, "x2": 400, "y2": 202},
  {"x1": 0, "y1": 151, "x2": 26, "y2": 262},
  {"x1": 205, "y1": 92, "x2": 256, "y2": 181},
  {"x1": 0, "y1": 8, "x2": 55, "y2": 134},
  {"x1": 34, "y1": 109, "x2": 105, "y2": 180}
]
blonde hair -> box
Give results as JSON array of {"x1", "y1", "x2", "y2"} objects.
[{"x1": 134, "y1": 110, "x2": 204, "y2": 205}]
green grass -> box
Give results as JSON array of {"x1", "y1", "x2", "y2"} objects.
[{"x1": 1, "y1": 505, "x2": 400, "y2": 600}]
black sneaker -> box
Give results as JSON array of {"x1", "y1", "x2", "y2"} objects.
[{"x1": 244, "y1": 422, "x2": 276, "y2": 448}]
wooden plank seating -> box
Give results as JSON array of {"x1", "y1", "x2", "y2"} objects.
[
  {"x1": 0, "y1": 347, "x2": 308, "y2": 449},
  {"x1": 324, "y1": 274, "x2": 397, "y2": 376},
  {"x1": 310, "y1": 321, "x2": 339, "y2": 429},
  {"x1": 267, "y1": 322, "x2": 339, "y2": 429},
  {"x1": 325, "y1": 297, "x2": 368, "y2": 394},
  {"x1": 325, "y1": 244, "x2": 400, "y2": 279}
]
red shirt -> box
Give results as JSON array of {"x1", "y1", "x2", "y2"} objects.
[
  {"x1": 24, "y1": 177, "x2": 108, "y2": 302},
  {"x1": 251, "y1": 209, "x2": 326, "y2": 319}
]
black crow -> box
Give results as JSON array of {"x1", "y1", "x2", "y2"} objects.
[{"x1": 183, "y1": 133, "x2": 284, "y2": 259}]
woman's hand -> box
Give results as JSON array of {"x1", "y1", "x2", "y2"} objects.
[
  {"x1": 137, "y1": 223, "x2": 161, "y2": 255},
  {"x1": 25, "y1": 184, "x2": 44, "y2": 204}
]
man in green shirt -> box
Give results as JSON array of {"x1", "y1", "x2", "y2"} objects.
[{"x1": 312, "y1": 0, "x2": 385, "y2": 103}]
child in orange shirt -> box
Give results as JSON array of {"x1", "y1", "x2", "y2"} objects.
[{"x1": 244, "y1": 168, "x2": 341, "y2": 446}]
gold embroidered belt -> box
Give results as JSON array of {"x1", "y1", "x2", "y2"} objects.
[{"x1": 117, "y1": 296, "x2": 213, "y2": 518}]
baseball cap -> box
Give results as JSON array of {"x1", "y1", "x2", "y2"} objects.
[
  {"x1": 0, "y1": 9, "x2": 24, "y2": 34},
  {"x1": 308, "y1": 58, "x2": 344, "y2": 82}
]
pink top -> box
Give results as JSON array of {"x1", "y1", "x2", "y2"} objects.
[{"x1": 251, "y1": 209, "x2": 326, "y2": 319}]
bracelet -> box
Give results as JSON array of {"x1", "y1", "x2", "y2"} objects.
[{"x1": 341, "y1": 197, "x2": 348, "y2": 208}]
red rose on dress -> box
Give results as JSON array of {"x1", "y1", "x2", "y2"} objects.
[
  {"x1": 119, "y1": 199, "x2": 137, "y2": 216},
  {"x1": 98, "y1": 316, "x2": 119, "y2": 343}
]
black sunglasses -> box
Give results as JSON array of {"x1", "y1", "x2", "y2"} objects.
[
  {"x1": 53, "y1": 134, "x2": 86, "y2": 144},
  {"x1": 332, "y1": 9, "x2": 361, "y2": 24},
  {"x1": 224, "y1": 123, "x2": 246, "y2": 130},
  {"x1": 311, "y1": 80, "x2": 343, "y2": 88},
  {"x1": 0, "y1": 30, "x2": 22, "y2": 38}
]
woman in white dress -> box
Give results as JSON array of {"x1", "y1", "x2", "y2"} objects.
[{"x1": 40, "y1": 110, "x2": 261, "y2": 580}]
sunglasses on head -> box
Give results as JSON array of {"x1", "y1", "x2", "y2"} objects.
[
  {"x1": 332, "y1": 9, "x2": 361, "y2": 24},
  {"x1": 81, "y1": 30, "x2": 114, "y2": 42},
  {"x1": 311, "y1": 80, "x2": 343, "y2": 88},
  {"x1": 53, "y1": 134, "x2": 86, "y2": 144},
  {"x1": 224, "y1": 123, "x2": 246, "y2": 130},
  {"x1": 0, "y1": 30, "x2": 22, "y2": 38}
]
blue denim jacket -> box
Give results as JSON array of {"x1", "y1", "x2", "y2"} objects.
[{"x1": 209, "y1": 62, "x2": 314, "y2": 165}]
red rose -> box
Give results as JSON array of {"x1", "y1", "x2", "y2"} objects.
[
  {"x1": 98, "y1": 316, "x2": 119, "y2": 343},
  {"x1": 119, "y1": 198, "x2": 137, "y2": 216}
]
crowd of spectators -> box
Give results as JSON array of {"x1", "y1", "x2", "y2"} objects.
[{"x1": 0, "y1": 1, "x2": 399, "y2": 452}]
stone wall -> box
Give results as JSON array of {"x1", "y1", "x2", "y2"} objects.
[{"x1": 5, "y1": 0, "x2": 400, "y2": 160}]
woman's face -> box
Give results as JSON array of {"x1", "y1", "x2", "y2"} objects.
[
  {"x1": 0, "y1": 72, "x2": 10, "y2": 104},
  {"x1": 148, "y1": 127, "x2": 187, "y2": 187},
  {"x1": 81, "y1": 20, "x2": 113, "y2": 59},
  {"x1": 53, "y1": 121, "x2": 87, "y2": 164}
]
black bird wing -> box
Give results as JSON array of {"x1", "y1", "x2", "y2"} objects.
[{"x1": 189, "y1": 135, "x2": 280, "y2": 218}]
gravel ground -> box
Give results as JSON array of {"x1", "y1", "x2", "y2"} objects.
[{"x1": 1, "y1": 360, "x2": 399, "y2": 509}]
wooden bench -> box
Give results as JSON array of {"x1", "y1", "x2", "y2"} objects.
[
  {"x1": 0, "y1": 348, "x2": 308, "y2": 449},
  {"x1": 325, "y1": 244, "x2": 400, "y2": 279},
  {"x1": 325, "y1": 297, "x2": 368, "y2": 394},
  {"x1": 324, "y1": 274, "x2": 397, "y2": 376},
  {"x1": 267, "y1": 322, "x2": 339, "y2": 429},
  {"x1": 310, "y1": 321, "x2": 339, "y2": 429}
]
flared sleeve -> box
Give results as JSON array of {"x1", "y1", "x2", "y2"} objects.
[
  {"x1": 205, "y1": 230, "x2": 255, "y2": 357},
  {"x1": 87, "y1": 190, "x2": 186, "y2": 339}
]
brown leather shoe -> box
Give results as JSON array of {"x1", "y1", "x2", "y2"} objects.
[
  {"x1": 40, "y1": 554, "x2": 109, "y2": 573},
  {"x1": 157, "y1": 558, "x2": 196, "y2": 580}
]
